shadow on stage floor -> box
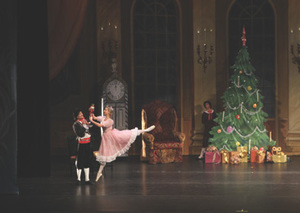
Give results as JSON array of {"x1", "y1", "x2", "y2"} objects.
[{"x1": 2, "y1": 155, "x2": 300, "y2": 213}]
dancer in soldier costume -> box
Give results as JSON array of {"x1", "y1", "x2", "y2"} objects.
[{"x1": 72, "y1": 109, "x2": 93, "y2": 184}]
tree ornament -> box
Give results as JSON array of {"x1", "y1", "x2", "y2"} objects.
[
  {"x1": 247, "y1": 86, "x2": 252, "y2": 91},
  {"x1": 253, "y1": 103, "x2": 257, "y2": 108},
  {"x1": 227, "y1": 126, "x2": 233, "y2": 133},
  {"x1": 239, "y1": 70, "x2": 243, "y2": 74},
  {"x1": 259, "y1": 147, "x2": 265, "y2": 152},
  {"x1": 217, "y1": 129, "x2": 222, "y2": 133},
  {"x1": 236, "y1": 141, "x2": 240, "y2": 146},
  {"x1": 236, "y1": 114, "x2": 240, "y2": 119}
]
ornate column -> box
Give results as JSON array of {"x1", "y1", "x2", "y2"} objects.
[
  {"x1": 190, "y1": 0, "x2": 216, "y2": 154},
  {"x1": 286, "y1": 0, "x2": 300, "y2": 154}
]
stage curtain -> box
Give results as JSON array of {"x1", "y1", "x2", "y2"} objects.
[
  {"x1": 0, "y1": 0, "x2": 18, "y2": 194},
  {"x1": 48, "y1": 0, "x2": 89, "y2": 80}
]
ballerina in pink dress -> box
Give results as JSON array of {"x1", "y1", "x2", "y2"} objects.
[{"x1": 89, "y1": 106, "x2": 155, "y2": 182}]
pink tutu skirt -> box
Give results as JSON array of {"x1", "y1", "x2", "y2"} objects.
[{"x1": 96, "y1": 128, "x2": 138, "y2": 163}]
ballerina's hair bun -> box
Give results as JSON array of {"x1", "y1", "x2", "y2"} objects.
[{"x1": 106, "y1": 105, "x2": 114, "y2": 114}]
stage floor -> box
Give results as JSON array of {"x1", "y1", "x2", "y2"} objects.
[{"x1": 2, "y1": 155, "x2": 300, "y2": 213}]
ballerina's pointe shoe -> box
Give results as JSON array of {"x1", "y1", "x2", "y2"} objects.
[
  {"x1": 95, "y1": 172, "x2": 102, "y2": 182},
  {"x1": 146, "y1": 125, "x2": 155, "y2": 132}
]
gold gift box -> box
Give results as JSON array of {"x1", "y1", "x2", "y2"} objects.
[
  {"x1": 229, "y1": 151, "x2": 240, "y2": 164},
  {"x1": 256, "y1": 151, "x2": 265, "y2": 163},
  {"x1": 273, "y1": 154, "x2": 287, "y2": 163},
  {"x1": 272, "y1": 147, "x2": 287, "y2": 163},
  {"x1": 237, "y1": 146, "x2": 248, "y2": 163},
  {"x1": 220, "y1": 149, "x2": 230, "y2": 164}
]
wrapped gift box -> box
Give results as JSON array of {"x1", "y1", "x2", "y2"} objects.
[
  {"x1": 237, "y1": 146, "x2": 248, "y2": 163},
  {"x1": 250, "y1": 146, "x2": 259, "y2": 163},
  {"x1": 204, "y1": 151, "x2": 221, "y2": 164},
  {"x1": 229, "y1": 151, "x2": 240, "y2": 164},
  {"x1": 220, "y1": 149, "x2": 230, "y2": 164},
  {"x1": 256, "y1": 150, "x2": 265, "y2": 163},
  {"x1": 272, "y1": 147, "x2": 287, "y2": 163},
  {"x1": 272, "y1": 154, "x2": 287, "y2": 163},
  {"x1": 250, "y1": 150, "x2": 258, "y2": 163}
]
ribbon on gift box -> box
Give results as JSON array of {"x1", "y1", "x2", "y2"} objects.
[
  {"x1": 205, "y1": 146, "x2": 221, "y2": 164},
  {"x1": 237, "y1": 146, "x2": 247, "y2": 163},
  {"x1": 230, "y1": 154, "x2": 240, "y2": 164},
  {"x1": 212, "y1": 152, "x2": 221, "y2": 164},
  {"x1": 206, "y1": 146, "x2": 218, "y2": 152},
  {"x1": 220, "y1": 149, "x2": 229, "y2": 163},
  {"x1": 239, "y1": 151, "x2": 247, "y2": 158},
  {"x1": 237, "y1": 146, "x2": 247, "y2": 158},
  {"x1": 272, "y1": 147, "x2": 285, "y2": 155},
  {"x1": 205, "y1": 150, "x2": 221, "y2": 164},
  {"x1": 251, "y1": 146, "x2": 258, "y2": 151},
  {"x1": 257, "y1": 150, "x2": 264, "y2": 155},
  {"x1": 256, "y1": 150, "x2": 265, "y2": 163},
  {"x1": 229, "y1": 151, "x2": 240, "y2": 164}
]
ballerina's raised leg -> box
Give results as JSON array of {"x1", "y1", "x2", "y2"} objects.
[
  {"x1": 94, "y1": 125, "x2": 155, "y2": 182},
  {"x1": 137, "y1": 125, "x2": 155, "y2": 135}
]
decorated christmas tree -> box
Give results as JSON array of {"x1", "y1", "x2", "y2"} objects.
[{"x1": 209, "y1": 27, "x2": 276, "y2": 151}]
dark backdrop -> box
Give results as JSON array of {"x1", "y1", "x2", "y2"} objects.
[
  {"x1": 17, "y1": 0, "x2": 50, "y2": 178},
  {"x1": 0, "y1": 0, "x2": 18, "y2": 194}
]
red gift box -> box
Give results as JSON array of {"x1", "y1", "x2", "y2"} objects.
[
  {"x1": 205, "y1": 151, "x2": 221, "y2": 164},
  {"x1": 250, "y1": 150, "x2": 258, "y2": 163}
]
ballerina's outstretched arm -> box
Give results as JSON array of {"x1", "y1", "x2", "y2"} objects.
[{"x1": 89, "y1": 116, "x2": 104, "y2": 128}]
